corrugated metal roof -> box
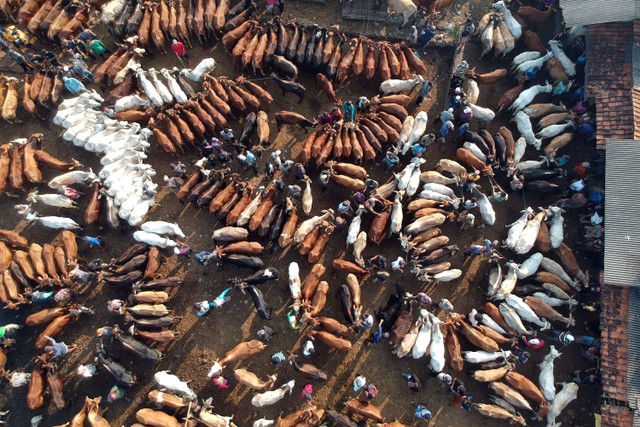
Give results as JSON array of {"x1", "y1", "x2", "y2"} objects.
[
  {"x1": 605, "y1": 139, "x2": 640, "y2": 286},
  {"x1": 561, "y1": 0, "x2": 640, "y2": 27},
  {"x1": 628, "y1": 287, "x2": 640, "y2": 425}
]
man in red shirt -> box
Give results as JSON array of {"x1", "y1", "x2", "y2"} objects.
[{"x1": 171, "y1": 39, "x2": 189, "y2": 64}]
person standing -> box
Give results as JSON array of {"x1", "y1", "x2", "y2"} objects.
[
  {"x1": 6, "y1": 49, "x2": 31, "y2": 72},
  {"x1": 458, "y1": 16, "x2": 475, "y2": 47},
  {"x1": 88, "y1": 39, "x2": 109, "y2": 58},
  {"x1": 384, "y1": 151, "x2": 400, "y2": 170},
  {"x1": 319, "y1": 169, "x2": 330, "y2": 190},
  {"x1": 171, "y1": 39, "x2": 189, "y2": 64},
  {"x1": 409, "y1": 26, "x2": 418, "y2": 45},
  {"x1": 265, "y1": 0, "x2": 276, "y2": 15},
  {"x1": 343, "y1": 101, "x2": 355, "y2": 122},
  {"x1": 419, "y1": 25, "x2": 436, "y2": 46},
  {"x1": 416, "y1": 79, "x2": 433, "y2": 105}
]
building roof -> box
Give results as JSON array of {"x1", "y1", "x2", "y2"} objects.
[
  {"x1": 628, "y1": 288, "x2": 640, "y2": 425},
  {"x1": 600, "y1": 284, "x2": 630, "y2": 402},
  {"x1": 600, "y1": 283, "x2": 635, "y2": 427},
  {"x1": 604, "y1": 139, "x2": 640, "y2": 287},
  {"x1": 561, "y1": 0, "x2": 640, "y2": 27},
  {"x1": 585, "y1": 22, "x2": 636, "y2": 150}
]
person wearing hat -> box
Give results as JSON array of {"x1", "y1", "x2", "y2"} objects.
[
  {"x1": 361, "y1": 313, "x2": 374, "y2": 330},
  {"x1": 302, "y1": 340, "x2": 315, "y2": 356},
  {"x1": 447, "y1": 94, "x2": 462, "y2": 111},
  {"x1": 409, "y1": 26, "x2": 418, "y2": 45},
  {"x1": 415, "y1": 404, "x2": 432, "y2": 420},
  {"x1": 458, "y1": 106, "x2": 473, "y2": 124},
  {"x1": 391, "y1": 256, "x2": 406, "y2": 273},
  {"x1": 459, "y1": 16, "x2": 475, "y2": 47},
  {"x1": 570, "y1": 161, "x2": 590, "y2": 178},
  {"x1": 416, "y1": 79, "x2": 433, "y2": 105},
  {"x1": 318, "y1": 169, "x2": 330, "y2": 190},
  {"x1": 220, "y1": 127, "x2": 235, "y2": 143},
  {"x1": 463, "y1": 239, "x2": 496, "y2": 262},
  {"x1": 522, "y1": 334, "x2": 545, "y2": 350},
  {"x1": 453, "y1": 60, "x2": 469, "y2": 77},
  {"x1": 357, "y1": 96, "x2": 370, "y2": 112},
  {"x1": 438, "y1": 119, "x2": 455, "y2": 141},
  {"x1": 459, "y1": 211, "x2": 475, "y2": 230},
  {"x1": 352, "y1": 374, "x2": 366, "y2": 391},
  {"x1": 171, "y1": 39, "x2": 189, "y2": 64},
  {"x1": 440, "y1": 108, "x2": 454, "y2": 124},
  {"x1": 419, "y1": 24, "x2": 436, "y2": 46}
]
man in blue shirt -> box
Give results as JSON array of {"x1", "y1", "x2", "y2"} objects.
[
  {"x1": 343, "y1": 101, "x2": 355, "y2": 122},
  {"x1": 419, "y1": 25, "x2": 436, "y2": 46},
  {"x1": 416, "y1": 80, "x2": 433, "y2": 105}
]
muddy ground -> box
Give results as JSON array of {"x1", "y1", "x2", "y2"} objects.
[{"x1": 0, "y1": 0, "x2": 602, "y2": 426}]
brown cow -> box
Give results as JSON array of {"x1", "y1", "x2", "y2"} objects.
[{"x1": 316, "y1": 73, "x2": 339, "y2": 104}]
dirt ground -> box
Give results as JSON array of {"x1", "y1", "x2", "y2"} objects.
[{"x1": 0, "y1": 0, "x2": 602, "y2": 426}]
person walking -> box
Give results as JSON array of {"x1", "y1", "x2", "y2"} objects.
[{"x1": 171, "y1": 39, "x2": 189, "y2": 64}]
